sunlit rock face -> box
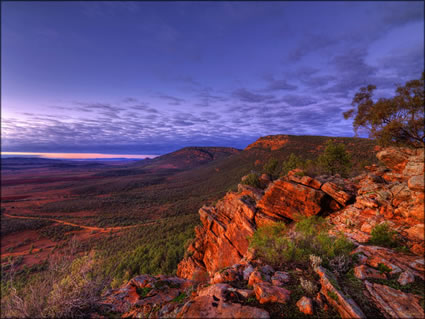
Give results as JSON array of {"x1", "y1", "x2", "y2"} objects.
[{"x1": 100, "y1": 146, "x2": 424, "y2": 319}]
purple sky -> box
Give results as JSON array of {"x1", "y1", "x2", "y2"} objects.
[{"x1": 2, "y1": 1, "x2": 424, "y2": 155}]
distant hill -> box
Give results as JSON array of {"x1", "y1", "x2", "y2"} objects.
[
  {"x1": 0, "y1": 157, "x2": 106, "y2": 170},
  {"x1": 133, "y1": 146, "x2": 241, "y2": 171}
]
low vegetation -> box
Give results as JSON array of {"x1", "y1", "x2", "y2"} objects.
[
  {"x1": 241, "y1": 172, "x2": 262, "y2": 188},
  {"x1": 369, "y1": 223, "x2": 400, "y2": 248},
  {"x1": 38, "y1": 224, "x2": 82, "y2": 242},
  {"x1": 249, "y1": 217, "x2": 355, "y2": 270}
]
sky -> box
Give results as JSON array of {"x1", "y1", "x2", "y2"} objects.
[{"x1": 1, "y1": 1, "x2": 424, "y2": 155}]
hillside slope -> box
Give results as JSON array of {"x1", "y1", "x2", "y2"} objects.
[{"x1": 100, "y1": 146, "x2": 425, "y2": 319}]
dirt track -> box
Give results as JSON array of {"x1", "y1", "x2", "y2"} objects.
[{"x1": 2, "y1": 213, "x2": 154, "y2": 232}]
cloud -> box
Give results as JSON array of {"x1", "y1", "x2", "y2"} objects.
[
  {"x1": 288, "y1": 33, "x2": 339, "y2": 62},
  {"x1": 263, "y1": 78, "x2": 298, "y2": 91},
  {"x1": 281, "y1": 95, "x2": 317, "y2": 107},
  {"x1": 232, "y1": 88, "x2": 274, "y2": 103},
  {"x1": 157, "y1": 94, "x2": 185, "y2": 105}
]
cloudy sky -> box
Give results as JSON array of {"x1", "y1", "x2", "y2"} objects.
[{"x1": 2, "y1": 1, "x2": 424, "y2": 155}]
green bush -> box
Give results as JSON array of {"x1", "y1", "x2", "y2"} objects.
[
  {"x1": 250, "y1": 217, "x2": 354, "y2": 269},
  {"x1": 263, "y1": 158, "x2": 281, "y2": 179},
  {"x1": 281, "y1": 153, "x2": 304, "y2": 176},
  {"x1": 241, "y1": 173, "x2": 262, "y2": 188},
  {"x1": 317, "y1": 140, "x2": 352, "y2": 177},
  {"x1": 369, "y1": 223, "x2": 399, "y2": 248}
]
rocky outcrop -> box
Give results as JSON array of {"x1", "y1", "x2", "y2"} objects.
[
  {"x1": 99, "y1": 275, "x2": 193, "y2": 317},
  {"x1": 178, "y1": 170, "x2": 357, "y2": 278},
  {"x1": 364, "y1": 281, "x2": 424, "y2": 319},
  {"x1": 245, "y1": 135, "x2": 290, "y2": 151},
  {"x1": 101, "y1": 146, "x2": 424, "y2": 318},
  {"x1": 328, "y1": 147, "x2": 424, "y2": 255},
  {"x1": 315, "y1": 266, "x2": 366, "y2": 319}
]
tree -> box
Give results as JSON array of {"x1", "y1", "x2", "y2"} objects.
[
  {"x1": 343, "y1": 72, "x2": 424, "y2": 147},
  {"x1": 317, "y1": 140, "x2": 351, "y2": 176},
  {"x1": 281, "y1": 153, "x2": 304, "y2": 176},
  {"x1": 263, "y1": 158, "x2": 280, "y2": 179}
]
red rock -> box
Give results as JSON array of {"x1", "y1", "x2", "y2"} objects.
[
  {"x1": 288, "y1": 173, "x2": 322, "y2": 190},
  {"x1": 360, "y1": 223, "x2": 373, "y2": 234},
  {"x1": 238, "y1": 184, "x2": 264, "y2": 202},
  {"x1": 245, "y1": 135, "x2": 289, "y2": 151},
  {"x1": 242, "y1": 264, "x2": 255, "y2": 280},
  {"x1": 397, "y1": 271, "x2": 415, "y2": 286},
  {"x1": 211, "y1": 268, "x2": 239, "y2": 284},
  {"x1": 364, "y1": 280, "x2": 424, "y2": 319},
  {"x1": 352, "y1": 245, "x2": 424, "y2": 280},
  {"x1": 248, "y1": 270, "x2": 265, "y2": 287},
  {"x1": 296, "y1": 296, "x2": 314, "y2": 315},
  {"x1": 376, "y1": 148, "x2": 410, "y2": 174},
  {"x1": 408, "y1": 175, "x2": 424, "y2": 192},
  {"x1": 353, "y1": 265, "x2": 387, "y2": 280},
  {"x1": 315, "y1": 266, "x2": 365, "y2": 319},
  {"x1": 253, "y1": 282, "x2": 290, "y2": 304},
  {"x1": 271, "y1": 271, "x2": 290, "y2": 286},
  {"x1": 403, "y1": 161, "x2": 424, "y2": 177},
  {"x1": 321, "y1": 182, "x2": 352, "y2": 206},
  {"x1": 406, "y1": 224, "x2": 425, "y2": 241},
  {"x1": 257, "y1": 179, "x2": 328, "y2": 220},
  {"x1": 177, "y1": 295, "x2": 270, "y2": 318},
  {"x1": 410, "y1": 243, "x2": 425, "y2": 255}
]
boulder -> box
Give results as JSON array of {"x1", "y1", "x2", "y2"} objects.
[
  {"x1": 248, "y1": 270, "x2": 267, "y2": 287},
  {"x1": 321, "y1": 182, "x2": 353, "y2": 206},
  {"x1": 178, "y1": 295, "x2": 270, "y2": 318},
  {"x1": 253, "y1": 282, "x2": 291, "y2": 304},
  {"x1": 408, "y1": 175, "x2": 424, "y2": 192},
  {"x1": 352, "y1": 245, "x2": 425, "y2": 280},
  {"x1": 397, "y1": 271, "x2": 415, "y2": 286},
  {"x1": 296, "y1": 296, "x2": 314, "y2": 315},
  {"x1": 271, "y1": 271, "x2": 290, "y2": 286},
  {"x1": 315, "y1": 266, "x2": 365, "y2": 319},
  {"x1": 353, "y1": 265, "x2": 387, "y2": 280},
  {"x1": 364, "y1": 280, "x2": 424, "y2": 319},
  {"x1": 257, "y1": 179, "x2": 329, "y2": 220},
  {"x1": 376, "y1": 148, "x2": 410, "y2": 174}
]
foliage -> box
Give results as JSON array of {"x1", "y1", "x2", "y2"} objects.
[
  {"x1": 172, "y1": 292, "x2": 187, "y2": 303},
  {"x1": 1, "y1": 252, "x2": 106, "y2": 318},
  {"x1": 344, "y1": 72, "x2": 425, "y2": 147},
  {"x1": 249, "y1": 217, "x2": 354, "y2": 269},
  {"x1": 299, "y1": 277, "x2": 318, "y2": 296},
  {"x1": 281, "y1": 153, "x2": 304, "y2": 176},
  {"x1": 317, "y1": 140, "x2": 352, "y2": 176},
  {"x1": 38, "y1": 224, "x2": 82, "y2": 242},
  {"x1": 369, "y1": 223, "x2": 399, "y2": 248},
  {"x1": 1, "y1": 216, "x2": 53, "y2": 236},
  {"x1": 263, "y1": 158, "x2": 280, "y2": 179},
  {"x1": 377, "y1": 263, "x2": 391, "y2": 274},
  {"x1": 241, "y1": 173, "x2": 262, "y2": 188}
]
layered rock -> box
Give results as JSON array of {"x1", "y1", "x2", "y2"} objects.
[
  {"x1": 328, "y1": 147, "x2": 424, "y2": 255},
  {"x1": 101, "y1": 146, "x2": 424, "y2": 318},
  {"x1": 178, "y1": 170, "x2": 355, "y2": 279}
]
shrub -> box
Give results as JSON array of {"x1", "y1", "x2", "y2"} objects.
[
  {"x1": 369, "y1": 223, "x2": 399, "y2": 248},
  {"x1": 299, "y1": 278, "x2": 319, "y2": 296},
  {"x1": 263, "y1": 158, "x2": 281, "y2": 179},
  {"x1": 249, "y1": 217, "x2": 354, "y2": 269},
  {"x1": 317, "y1": 140, "x2": 352, "y2": 177},
  {"x1": 309, "y1": 255, "x2": 322, "y2": 269},
  {"x1": 281, "y1": 153, "x2": 304, "y2": 176},
  {"x1": 241, "y1": 173, "x2": 262, "y2": 188},
  {"x1": 1, "y1": 253, "x2": 107, "y2": 318}
]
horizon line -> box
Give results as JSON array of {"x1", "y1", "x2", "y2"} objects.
[{"x1": 1, "y1": 152, "x2": 159, "y2": 160}]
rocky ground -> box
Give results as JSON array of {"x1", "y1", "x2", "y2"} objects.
[{"x1": 97, "y1": 147, "x2": 424, "y2": 318}]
